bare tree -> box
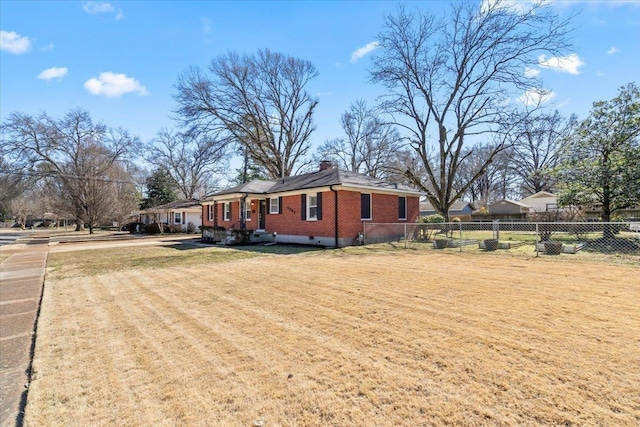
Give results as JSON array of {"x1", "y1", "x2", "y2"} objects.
[
  {"x1": 147, "y1": 129, "x2": 230, "y2": 199},
  {"x1": 370, "y1": 0, "x2": 573, "y2": 219},
  {"x1": 316, "y1": 100, "x2": 403, "y2": 178},
  {"x1": 456, "y1": 143, "x2": 517, "y2": 207},
  {"x1": 174, "y1": 49, "x2": 319, "y2": 178},
  {"x1": 0, "y1": 108, "x2": 139, "y2": 233},
  {"x1": 508, "y1": 110, "x2": 575, "y2": 196}
]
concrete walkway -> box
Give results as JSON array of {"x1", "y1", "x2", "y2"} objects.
[{"x1": 0, "y1": 235, "x2": 49, "y2": 427}]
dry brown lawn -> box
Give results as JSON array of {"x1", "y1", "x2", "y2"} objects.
[{"x1": 25, "y1": 244, "x2": 640, "y2": 426}]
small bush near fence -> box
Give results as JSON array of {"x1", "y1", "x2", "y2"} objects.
[{"x1": 362, "y1": 221, "x2": 640, "y2": 261}]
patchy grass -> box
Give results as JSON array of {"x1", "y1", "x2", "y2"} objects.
[
  {"x1": 46, "y1": 245, "x2": 262, "y2": 279},
  {"x1": 26, "y1": 244, "x2": 640, "y2": 426},
  {"x1": 46, "y1": 242, "x2": 325, "y2": 279}
]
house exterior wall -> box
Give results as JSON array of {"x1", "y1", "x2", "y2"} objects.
[
  {"x1": 521, "y1": 195, "x2": 558, "y2": 212},
  {"x1": 489, "y1": 201, "x2": 529, "y2": 215},
  {"x1": 201, "y1": 190, "x2": 420, "y2": 247}
]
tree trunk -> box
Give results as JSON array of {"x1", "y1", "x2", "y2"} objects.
[
  {"x1": 75, "y1": 219, "x2": 85, "y2": 232},
  {"x1": 602, "y1": 181, "x2": 613, "y2": 239}
]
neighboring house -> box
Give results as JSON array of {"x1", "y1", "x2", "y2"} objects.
[
  {"x1": 419, "y1": 200, "x2": 475, "y2": 217},
  {"x1": 139, "y1": 199, "x2": 202, "y2": 232},
  {"x1": 519, "y1": 191, "x2": 558, "y2": 212},
  {"x1": 488, "y1": 199, "x2": 532, "y2": 215},
  {"x1": 201, "y1": 163, "x2": 423, "y2": 247}
]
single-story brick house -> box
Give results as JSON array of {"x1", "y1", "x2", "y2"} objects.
[
  {"x1": 138, "y1": 199, "x2": 202, "y2": 232},
  {"x1": 201, "y1": 163, "x2": 423, "y2": 247}
]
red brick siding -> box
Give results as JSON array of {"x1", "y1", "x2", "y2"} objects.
[
  {"x1": 202, "y1": 205, "x2": 212, "y2": 227},
  {"x1": 267, "y1": 190, "x2": 420, "y2": 240},
  {"x1": 266, "y1": 193, "x2": 336, "y2": 238},
  {"x1": 202, "y1": 191, "x2": 420, "y2": 239}
]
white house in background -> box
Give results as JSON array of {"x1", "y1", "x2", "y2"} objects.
[
  {"x1": 139, "y1": 199, "x2": 202, "y2": 232},
  {"x1": 519, "y1": 191, "x2": 558, "y2": 212}
]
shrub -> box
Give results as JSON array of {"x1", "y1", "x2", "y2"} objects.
[
  {"x1": 417, "y1": 214, "x2": 445, "y2": 224},
  {"x1": 144, "y1": 223, "x2": 167, "y2": 234},
  {"x1": 187, "y1": 221, "x2": 196, "y2": 233},
  {"x1": 416, "y1": 214, "x2": 446, "y2": 241},
  {"x1": 167, "y1": 224, "x2": 183, "y2": 233}
]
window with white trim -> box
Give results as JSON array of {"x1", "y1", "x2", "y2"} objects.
[
  {"x1": 174, "y1": 212, "x2": 182, "y2": 224},
  {"x1": 208, "y1": 204, "x2": 213, "y2": 221},
  {"x1": 398, "y1": 196, "x2": 407, "y2": 220},
  {"x1": 223, "y1": 203, "x2": 230, "y2": 221},
  {"x1": 361, "y1": 193, "x2": 372, "y2": 220},
  {"x1": 270, "y1": 198, "x2": 279, "y2": 214},
  {"x1": 307, "y1": 193, "x2": 318, "y2": 220},
  {"x1": 239, "y1": 200, "x2": 252, "y2": 220}
]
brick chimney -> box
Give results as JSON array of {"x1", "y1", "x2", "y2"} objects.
[{"x1": 319, "y1": 160, "x2": 334, "y2": 171}]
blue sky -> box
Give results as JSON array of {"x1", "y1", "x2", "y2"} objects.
[{"x1": 1, "y1": 0, "x2": 639, "y2": 154}]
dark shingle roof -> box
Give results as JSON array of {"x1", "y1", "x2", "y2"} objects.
[
  {"x1": 153, "y1": 199, "x2": 201, "y2": 210},
  {"x1": 420, "y1": 200, "x2": 475, "y2": 213},
  {"x1": 212, "y1": 180, "x2": 274, "y2": 196},
  {"x1": 207, "y1": 168, "x2": 422, "y2": 198}
]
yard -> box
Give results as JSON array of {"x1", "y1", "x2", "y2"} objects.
[{"x1": 25, "y1": 240, "x2": 640, "y2": 426}]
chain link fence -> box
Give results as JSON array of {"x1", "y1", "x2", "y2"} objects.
[{"x1": 362, "y1": 221, "x2": 640, "y2": 261}]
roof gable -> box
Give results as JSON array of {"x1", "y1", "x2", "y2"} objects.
[
  {"x1": 520, "y1": 191, "x2": 557, "y2": 203},
  {"x1": 490, "y1": 199, "x2": 531, "y2": 208}
]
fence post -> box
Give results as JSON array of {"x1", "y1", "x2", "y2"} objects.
[
  {"x1": 535, "y1": 223, "x2": 539, "y2": 257},
  {"x1": 459, "y1": 221, "x2": 463, "y2": 253},
  {"x1": 493, "y1": 219, "x2": 500, "y2": 240}
]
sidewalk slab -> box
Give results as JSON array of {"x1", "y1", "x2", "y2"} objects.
[{"x1": 0, "y1": 235, "x2": 48, "y2": 427}]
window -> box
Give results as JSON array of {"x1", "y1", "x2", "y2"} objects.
[
  {"x1": 239, "y1": 200, "x2": 251, "y2": 220},
  {"x1": 398, "y1": 196, "x2": 407, "y2": 220},
  {"x1": 208, "y1": 204, "x2": 213, "y2": 221},
  {"x1": 174, "y1": 212, "x2": 181, "y2": 224},
  {"x1": 308, "y1": 193, "x2": 318, "y2": 220},
  {"x1": 270, "y1": 197, "x2": 280, "y2": 214},
  {"x1": 223, "y1": 203, "x2": 230, "y2": 221},
  {"x1": 361, "y1": 193, "x2": 371, "y2": 220},
  {"x1": 301, "y1": 193, "x2": 322, "y2": 221}
]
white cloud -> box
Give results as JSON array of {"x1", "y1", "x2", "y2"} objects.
[
  {"x1": 82, "y1": 1, "x2": 114, "y2": 14},
  {"x1": 538, "y1": 54, "x2": 584, "y2": 75},
  {"x1": 481, "y1": 0, "x2": 544, "y2": 15},
  {"x1": 607, "y1": 46, "x2": 620, "y2": 55},
  {"x1": 40, "y1": 43, "x2": 55, "y2": 52},
  {"x1": 37, "y1": 67, "x2": 69, "y2": 81},
  {"x1": 84, "y1": 72, "x2": 148, "y2": 97},
  {"x1": 82, "y1": 2, "x2": 123, "y2": 19},
  {"x1": 0, "y1": 30, "x2": 31, "y2": 54},
  {"x1": 350, "y1": 41, "x2": 380, "y2": 63},
  {"x1": 524, "y1": 67, "x2": 540, "y2": 78},
  {"x1": 519, "y1": 88, "x2": 555, "y2": 106},
  {"x1": 596, "y1": 71, "x2": 605, "y2": 77}
]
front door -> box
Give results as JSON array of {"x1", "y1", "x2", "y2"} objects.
[{"x1": 259, "y1": 200, "x2": 266, "y2": 230}]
